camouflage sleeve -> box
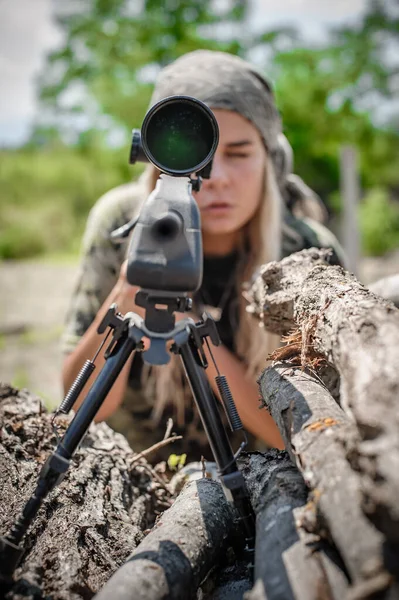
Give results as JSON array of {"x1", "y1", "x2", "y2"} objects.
[{"x1": 61, "y1": 183, "x2": 142, "y2": 354}]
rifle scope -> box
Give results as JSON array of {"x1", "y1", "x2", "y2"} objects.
[{"x1": 129, "y1": 96, "x2": 219, "y2": 177}]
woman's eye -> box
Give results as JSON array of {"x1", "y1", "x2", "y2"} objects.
[{"x1": 226, "y1": 153, "x2": 249, "y2": 159}]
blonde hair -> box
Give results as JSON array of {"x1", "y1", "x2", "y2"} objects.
[
  {"x1": 235, "y1": 154, "x2": 282, "y2": 378},
  {"x1": 139, "y1": 155, "x2": 282, "y2": 426}
]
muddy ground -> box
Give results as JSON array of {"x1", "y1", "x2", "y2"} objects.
[{"x1": 0, "y1": 254, "x2": 398, "y2": 410}]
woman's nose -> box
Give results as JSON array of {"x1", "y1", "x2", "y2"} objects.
[{"x1": 203, "y1": 155, "x2": 229, "y2": 188}]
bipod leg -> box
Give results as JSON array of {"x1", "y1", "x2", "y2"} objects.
[
  {"x1": 174, "y1": 329, "x2": 256, "y2": 569},
  {"x1": 0, "y1": 326, "x2": 137, "y2": 582}
]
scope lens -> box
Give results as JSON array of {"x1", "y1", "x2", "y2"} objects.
[{"x1": 144, "y1": 100, "x2": 216, "y2": 173}]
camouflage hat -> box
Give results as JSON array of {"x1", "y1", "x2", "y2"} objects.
[
  {"x1": 150, "y1": 49, "x2": 327, "y2": 221},
  {"x1": 150, "y1": 49, "x2": 282, "y2": 156}
]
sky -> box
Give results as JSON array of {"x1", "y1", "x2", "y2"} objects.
[{"x1": 0, "y1": 0, "x2": 367, "y2": 147}]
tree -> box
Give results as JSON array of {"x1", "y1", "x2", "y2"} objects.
[
  {"x1": 35, "y1": 0, "x2": 250, "y2": 142},
  {"x1": 33, "y1": 0, "x2": 298, "y2": 143},
  {"x1": 328, "y1": 0, "x2": 399, "y2": 117},
  {"x1": 23, "y1": 0, "x2": 399, "y2": 257},
  {"x1": 270, "y1": 0, "x2": 399, "y2": 204}
]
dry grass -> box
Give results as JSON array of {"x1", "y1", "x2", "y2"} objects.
[{"x1": 267, "y1": 318, "x2": 326, "y2": 370}]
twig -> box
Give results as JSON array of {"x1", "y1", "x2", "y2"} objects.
[
  {"x1": 201, "y1": 455, "x2": 206, "y2": 478},
  {"x1": 138, "y1": 462, "x2": 173, "y2": 494},
  {"x1": 130, "y1": 434, "x2": 183, "y2": 464},
  {"x1": 163, "y1": 417, "x2": 174, "y2": 441}
]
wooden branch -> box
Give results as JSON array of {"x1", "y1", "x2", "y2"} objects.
[
  {"x1": 249, "y1": 249, "x2": 399, "y2": 546},
  {"x1": 94, "y1": 479, "x2": 234, "y2": 600},
  {"x1": 240, "y1": 451, "x2": 344, "y2": 600},
  {"x1": 129, "y1": 434, "x2": 183, "y2": 463},
  {"x1": 291, "y1": 506, "x2": 349, "y2": 600},
  {"x1": 258, "y1": 365, "x2": 391, "y2": 596}
]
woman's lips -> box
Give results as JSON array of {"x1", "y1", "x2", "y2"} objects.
[{"x1": 201, "y1": 203, "x2": 233, "y2": 215}]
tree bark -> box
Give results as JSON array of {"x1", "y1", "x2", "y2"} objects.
[
  {"x1": 94, "y1": 478, "x2": 235, "y2": 600},
  {"x1": 240, "y1": 451, "x2": 347, "y2": 600},
  {"x1": 0, "y1": 384, "x2": 249, "y2": 600},
  {"x1": 0, "y1": 384, "x2": 173, "y2": 600},
  {"x1": 247, "y1": 249, "x2": 399, "y2": 546},
  {"x1": 258, "y1": 366, "x2": 390, "y2": 597},
  {"x1": 245, "y1": 248, "x2": 332, "y2": 335}
]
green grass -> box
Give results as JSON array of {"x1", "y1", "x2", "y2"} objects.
[
  {"x1": 19, "y1": 325, "x2": 65, "y2": 346},
  {"x1": 35, "y1": 392, "x2": 59, "y2": 412},
  {"x1": 359, "y1": 188, "x2": 399, "y2": 256},
  {"x1": 0, "y1": 145, "x2": 143, "y2": 260},
  {"x1": 11, "y1": 368, "x2": 29, "y2": 390}
]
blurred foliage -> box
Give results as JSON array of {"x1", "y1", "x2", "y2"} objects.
[
  {"x1": 273, "y1": 0, "x2": 399, "y2": 198},
  {"x1": 0, "y1": 138, "x2": 143, "y2": 258},
  {"x1": 35, "y1": 0, "x2": 255, "y2": 136},
  {"x1": 1, "y1": 0, "x2": 399, "y2": 258},
  {"x1": 359, "y1": 187, "x2": 399, "y2": 256},
  {"x1": 273, "y1": 47, "x2": 399, "y2": 201}
]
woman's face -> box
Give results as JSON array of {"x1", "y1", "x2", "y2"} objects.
[{"x1": 194, "y1": 109, "x2": 266, "y2": 255}]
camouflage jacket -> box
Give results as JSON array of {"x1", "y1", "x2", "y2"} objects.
[{"x1": 62, "y1": 174, "x2": 345, "y2": 462}]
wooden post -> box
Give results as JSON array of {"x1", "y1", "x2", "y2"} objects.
[{"x1": 340, "y1": 145, "x2": 361, "y2": 276}]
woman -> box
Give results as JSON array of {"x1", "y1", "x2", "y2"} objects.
[{"x1": 62, "y1": 50, "x2": 344, "y2": 461}]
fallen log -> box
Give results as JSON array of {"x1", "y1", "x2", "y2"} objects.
[
  {"x1": 93, "y1": 478, "x2": 235, "y2": 600},
  {"x1": 240, "y1": 451, "x2": 348, "y2": 600},
  {"x1": 0, "y1": 384, "x2": 246, "y2": 600},
  {"x1": 291, "y1": 505, "x2": 349, "y2": 600},
  {"x1": 245, "y1": 248, "x2": 332, "y2": 335},
  {"x1": 0, "y1": 383, "x2": 174, "y2": 600},
  {"x1": 258, "y1": 365, "x2": 389, "y2": 597},
  {"x1": 248, "y1": 249, "x2": 399, "y2": 546}
]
